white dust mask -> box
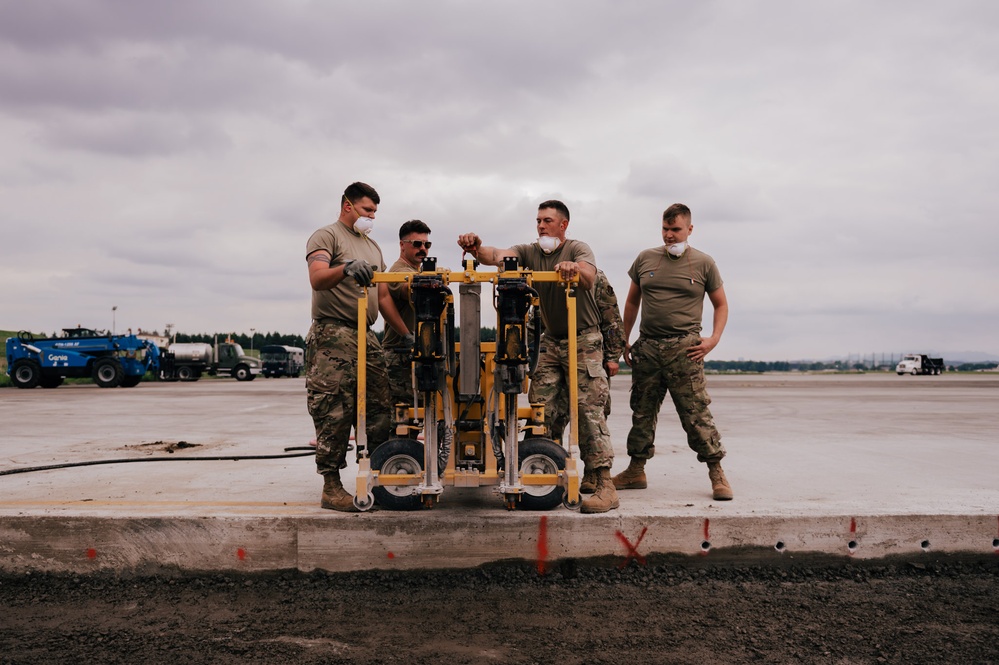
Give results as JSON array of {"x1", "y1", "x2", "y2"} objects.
[
  {"x1": 353, "y1": 217, "x2": 375, "y2": 236},
  {"x1": 666, "y1": 241, "x2": 687, "y2": 257},
  {"x1": 538, "y1": 236, "x2": 561, "y2": 254}
]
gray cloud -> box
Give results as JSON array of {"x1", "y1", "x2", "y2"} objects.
[
  {"x1": 1, "y1": 0, "x2": 997, "y2": 360},
  {"x1": 38, "y1": 112, "x2": 233, "y2": 157}
]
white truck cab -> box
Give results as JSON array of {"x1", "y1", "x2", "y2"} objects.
[{"x1": 896, "y1": 354, "x2": 944, "y2": 375}]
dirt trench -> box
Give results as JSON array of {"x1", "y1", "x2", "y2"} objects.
[{"x1": 1, "y1": 556, "x2": 997, "y2": 664}]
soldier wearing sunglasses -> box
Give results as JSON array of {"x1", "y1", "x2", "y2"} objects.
[{"x1": 384, "y1": 220, "x2": 432, "y2": 407}]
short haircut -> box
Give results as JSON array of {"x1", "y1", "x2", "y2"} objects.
[
  {"x1": 399, "y1": 219, "x2": 431, "y2": 239},
  {"x1": 342, "y1": 181, "x2": 380, "y2": 206},
  {"x1": 663, "y1": 203, "x2": 692, "y2": 224},
  {"x1": 538, "y1": 199, "x2": 570, "y2": 221}
]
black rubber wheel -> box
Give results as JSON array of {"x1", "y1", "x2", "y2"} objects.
[
  {"x1": 177, "y1": 365, "x2": 194, "y2": 381},
  {"x1": 120, "y1": 375, "x2": 142, "y2": 388},
  {"x1": 39, "y1": 375, "x2": 64, "y2": 389},
  {"x1": 93, "y1": 357, "x2": 124, "y2": 388},
  {"x1": 234, "y1": 364, "x2": 251, "y2": 381},
  {"x1": 11, "y1": 359, "x2": 42, "y2": 389},
  {"x1": 370, "y1": 438, "x2": 425, "y2": 511},
  {"x1": 517, "y1": 438, "x2": 567, "y2": 511}
]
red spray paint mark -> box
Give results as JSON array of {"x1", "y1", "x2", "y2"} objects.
[
  {"x1": 703, "y1": 518, "x2": 710, "y2": 540},
  {"x1": 387, "y1": 552, "x2": 395, "y2": 560},
  {"x1": 615, "y1": 527, "x2": 648, "y2": 569},
  {"x1": 847, "y1": 518, "x2": 859, "y2": 557},
  {"x1": 237, "y1": 548, "x2": 246, "y2": 561},
  {"x1": 536, "y1": 516, "x2": 549, "y2": 575},
  {"x1": 86, "y1": 548, "x2": 97, "y2": 559}
]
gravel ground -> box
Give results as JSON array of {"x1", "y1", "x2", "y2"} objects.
[{"x1": 1, "y1": 556, "x2": 997, "y2": 664}]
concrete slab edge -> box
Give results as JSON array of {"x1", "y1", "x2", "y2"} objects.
[{"x1": 1, "y1": 513, "x2": 997, "y2": 574}]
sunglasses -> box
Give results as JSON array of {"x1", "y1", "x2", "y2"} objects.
[{"x1": 402, "y1": 240, "x2": 432, "y2": 249}]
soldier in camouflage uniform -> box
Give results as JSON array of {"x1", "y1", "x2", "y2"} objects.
[
  {"x1": 547, "y1": 269, "x2": 624, "y2": 493},
  {"x1": 614, "y1": 203, "x2": 733, "y2": 501},
  {"x1": 594, "y1": 270, "x2": 625, "y2": 415},
  {"x1": 384, "y1": 220, "x2": 432, "y2": 408},
  {"x1": 305, "y1": 182, "x2": 412, "y2": 512},
  {"x1": 458, "y1": 200, "x2": 619, "y2": 514}
]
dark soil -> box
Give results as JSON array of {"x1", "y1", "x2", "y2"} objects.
[{"x1": 1, "y1": 556, "x2": 997, "y2": 664}]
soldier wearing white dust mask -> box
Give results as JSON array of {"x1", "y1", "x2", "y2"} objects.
[
  {"x1": 614, "y1": 203, "x2": 733, "y2": 501},
  {"x1": 305, "y1": 181, "x2": 411, "y2": 511},
  {"x1": 457, "y1": 200, "x2": 618, "y2": 514}
]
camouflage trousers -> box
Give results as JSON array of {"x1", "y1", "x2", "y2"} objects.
[
  {"x1": 384, "y1": 347, "x2": 416, "y2": 409},
  {"x1": 306, "y1": 321, "x2": 392, "y2": 476},
  {"x1": 549, "y1": 373, "x2": 612, "y2": 443},
  {"x1": 626, "y1": 334, "x2": 725, "y2": 464},
  {"x1": 529, "y1": 328, "x2": 614, "y2": 470}
]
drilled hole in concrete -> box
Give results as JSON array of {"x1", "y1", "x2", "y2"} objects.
[
  {"x1": 701, "y1": 541, "x2": 711, "y2": 552},
  {"x1": 847, "y1": 540, "x2": 858, "y2": 552},
  {"x1": 993, "y1": 538, "x2": 999, "y2": 549},
  {"x1": 921, "y1": 540, "x2": 930, "y2": 551},
  {"x1": 775, "y1": 541, "x2": 786, "y2": 553}
]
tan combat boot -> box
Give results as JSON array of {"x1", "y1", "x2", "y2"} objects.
[
  {"x1": 321, "y1": 472, "x2": 358, "y2": 512},
  {"x1": 580, "y1": 468, "x2": 620, "y2": 514},
  {"x1": 580, "y1": 466, "x2": 598, "y2": 494},
  {"x1": 707, "y1": 461, "x2": 733, "y2": 501},
  {"x1": 612, "y1": 457, "x2": 648, "y2": 490}
]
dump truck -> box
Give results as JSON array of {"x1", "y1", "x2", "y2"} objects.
[
  {"x1": 159, "y1": 338, "x2": 261, "y2": 381},
  {"x1": 896, "y1": 354, "x2": 945, "y2": 375},
  {"x1": 6, "y1": 328, "x2": 160, "y2": 389},
  {"x1": 260, "y1": 345, "x2": 304, "y2": 378}
]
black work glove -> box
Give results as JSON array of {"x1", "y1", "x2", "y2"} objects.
[{"x1": 342, "y1": 259, "x2": 374, "y2": 286}]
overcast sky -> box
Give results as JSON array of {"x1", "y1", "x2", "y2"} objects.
[{"x1": 2, "y1": 1, "x2": 996, "y2": 361}]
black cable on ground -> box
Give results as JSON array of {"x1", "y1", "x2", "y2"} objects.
[{"x1": 0, "y1": 448, "x2": 316, "y2": 477}]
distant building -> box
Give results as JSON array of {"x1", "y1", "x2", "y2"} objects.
[{"x1": 136, "y1": 328, "x2": 170, "y2": 349}]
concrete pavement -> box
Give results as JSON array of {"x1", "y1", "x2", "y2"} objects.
[{"x1": 1, "y1": 373, "x2": 997, "y2": 573}]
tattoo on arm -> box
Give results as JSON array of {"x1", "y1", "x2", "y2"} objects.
[{"x1": 307, "y1": 254, "x2": 332, "y2": 266}]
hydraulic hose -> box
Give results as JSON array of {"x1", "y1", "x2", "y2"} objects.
[{"x1": 0, "y1": 447, "x2": 315, "y2": 477}]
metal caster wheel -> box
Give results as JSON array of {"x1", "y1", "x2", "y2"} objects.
[{"x1": 353, "y1": 493, "x2": 374, "y2": 512}]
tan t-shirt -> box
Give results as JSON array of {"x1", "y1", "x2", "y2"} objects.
[
  {"x1": 306, "y1": 220, "x2": 386, "y2": 327},
  {"x1": 628, "y1": 246, "x2": 723, "y2": 338},
  {"x1": 383, "y1": 258, "x2": 416, "y2": 348},
  {"x1": 511, "y1": 239, "x2": 601, "y2": 339}
]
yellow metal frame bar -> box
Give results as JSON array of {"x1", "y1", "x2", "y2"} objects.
[{"x1": 356, "y1": 263, "x2": 582, "y2": 507}]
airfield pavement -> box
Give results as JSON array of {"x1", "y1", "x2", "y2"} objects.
[{"x1": 1, "y1": 373, "x2": 998, "y2": 574}]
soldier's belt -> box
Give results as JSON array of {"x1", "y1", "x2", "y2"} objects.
[
  {"x1": 546, "y1": 325, "x2": 599, "y2": 341},
  {"x1": 314, "y1": 317, "x2": 366, "y2": 328},
  {"x1": 644, "y1": 332, "x2": 695, "y2": 340}
]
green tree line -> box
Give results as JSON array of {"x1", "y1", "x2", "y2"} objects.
[{"x1": 171, "y1": 331, "x2": 307, "y2": 349}]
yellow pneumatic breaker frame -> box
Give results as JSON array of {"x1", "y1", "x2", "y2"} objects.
[{"x1": 351, "y1": 257, "x2": 582, "y2": 512}]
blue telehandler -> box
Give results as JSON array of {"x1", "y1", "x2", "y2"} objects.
[{"x1": 6, "y1": 327, "x2": 160, "y2": 389}]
